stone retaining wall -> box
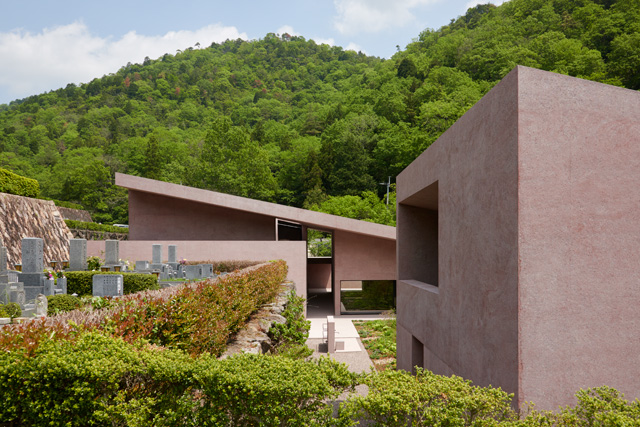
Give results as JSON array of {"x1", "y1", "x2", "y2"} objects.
[
  {"x1": 220, "y1": 281, "x2": 294, "y2": 358},
  {"x1": 0, "y1": 192, "x2": 72, "y2": 269}
]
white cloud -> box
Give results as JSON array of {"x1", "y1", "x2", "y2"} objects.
[
  {"x1": 312, "y1": 37, "x2": 335, "y2": 46},
  {"x1": 333, "y1": 0, "x2": 441, "y2": 35},
  {"x1": 276, "y1": 25, "x2": 299, "y2": 36},
  {"x1": 345, "y1": 42, "x2": 366, "y2": 54},
  {"x1": 0, "y1": 21, "x2": 247, "y2": 103}
]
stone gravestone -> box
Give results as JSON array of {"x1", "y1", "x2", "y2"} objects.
[
  {"x1": 22, "y1": 238, "x2": 43, "y2": 273},
  {"x1": 167, "y1": 245, "x2": 179, "y2": 271},
  {"x1": 18, "y1": 238, "x2": 46, "y2": 302},
  {"x1": 183, "y1": 265, "x2": 201, "y2": 280},
  {"x1": 199, "y1": 264, "x2": 214, "y2": 278},
  {"x1": 69, "y1": 239, "x2": 87, "y2": 271},
  {"x1": 43, "y1": 277, "x2": 55, "y2": 296},
  {"x1": 92, "y1": 274, "x2": 123, "y2": 297},
  {"x1": 35, "y1": 294, "x2": 48, "y2": 317},
  {"x1": 151, "y1": 244, "x2": 163, "y2": 272},
  {"x1": 104, "y1": 240, "x2": 120, "y2": 270},
  {"x1": 0, "y1": 242, "x2": 7, "y2": 274},
  {"x1": 56, "y1": 277, "x2": 67, "y2": 294},
  {"x1": 135, "y1": 261, "x2": 150, "y2": 271}
]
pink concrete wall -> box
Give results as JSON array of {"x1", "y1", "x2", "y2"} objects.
[
  {"x1": 516, "y1": 67, "x2": 640, "y2": 409},
  {"x1": 307, "y1": 259, "x2": 332, "y2": 291},
  {"x1": 397, "y1": 66, "x2": 640, "y2": 410},
  {"x1": 333, "y1": 229, "x2": 397, "y2": 315},
  {"x1": 128, "y1": 191, "x2": 276, "y2": 241},
  {"x1": 396, "y1": 67, "x2": 520, "y2": 401},
  {"x1": 87, "y1": 240, "x2": 307, "y2": 300}
]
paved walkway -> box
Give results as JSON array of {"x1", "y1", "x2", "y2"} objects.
[{"x1": 305, "y1": 292, "x2": 384, "y2": 374}]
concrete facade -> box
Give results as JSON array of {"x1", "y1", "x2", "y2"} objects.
[
  {"x1": 396, "y1": 66, "x2": 640, "y2": 410},
  {"x1": 116, "y1": 173, "x2": 396, "y2": 315}
]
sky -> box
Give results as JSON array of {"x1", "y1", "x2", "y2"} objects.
[{"x1": 0, "y1": 0, "x2": 506, "y2": 105}]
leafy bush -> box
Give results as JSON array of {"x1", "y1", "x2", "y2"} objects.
[
  {"x1": 0, "y1": 302, "x2": 21, "y2": 318},
  {"x1": 269, "y1": 290, "x2": 312, "y2": 358},
  {"x1": 194, "y1": 354, "x2": 358, "y2": 426},
  {"x1": 340, "y1": 368, "x2": 517, "y2": 426},
  {"x1": 106, "y1": 261, "x2": 288, "y2": 356},
  {"x1": 87, "y1": 255, "x2": 102, "y2": 271},
  {"x1": 40, "y1": 198, "x2": 85, "y2": 210},
  {"x1": 0, "y1": 167, "x2": 39, "y2": 198},
  {"x1": 47, "y1": 294, "x2": 82, "y2": 315},
  {"x1": 65, "y1": 271, "x2": 159, "y2": 296},
  {"x1": 64, "y1": 219, "x2": 128, "y2": 234}
]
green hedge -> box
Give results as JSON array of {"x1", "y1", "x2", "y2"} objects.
[
  {"x1": 64, "y1": 219, "x2": 128, "y2": 234},
  {"x1": 0, "y1": 167, "x2": 39, "y2": 198},
  {"x1": 65, "y1": 271, "x2": 158, "y2": 296},
  {"x1": 0, "y1": 332, "x2": 638, "y2": 426},
  {"x1": 47, "y1": 294, "x2": 82, "y2": 315},
  {"x1": 45, "y1": 198, "x2": 84, "y2": 210}
]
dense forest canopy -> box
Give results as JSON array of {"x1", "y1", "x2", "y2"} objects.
[{"x1": 0, "y1": 0, "x2": 638, "y2": 225}]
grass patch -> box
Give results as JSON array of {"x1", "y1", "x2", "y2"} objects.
[{"x1": 354, "y1": 314, "x2": 396, "y2": 371}]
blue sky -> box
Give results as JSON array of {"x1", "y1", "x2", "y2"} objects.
[{"x1": 0, "y1": 0, "x2": 506, "y2": 105}]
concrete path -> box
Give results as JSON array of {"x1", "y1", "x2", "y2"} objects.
[{"x1": 305, "y1": 291, "x2": 385, "y2": 374}]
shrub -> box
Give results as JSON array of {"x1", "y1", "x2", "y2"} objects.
[
  {"x1": 0, "y1": 302, "x2": 21, "y2": 318},
  {"x1": 107, "y1": 261, "x2": 288, "y2": 356},
  {"x1": 47, "y1": 294, "x2": 82, "y2": 315},
  {"x1": 0, "y1": 167, "x2": 40, "y2": 198},
  {"x1": 64, "y1": 219, "x2": 128, "y2": 234},
  {"x1": 65, "y1": 271, "x2": 159, "y2": 296},
  {"x1": 87, "y1": 255, "x2": 102, "y2": 271},
  {"x1": 340, "y1": 368, "x2": 517, "y2": 426},
  {"x1": 269, "y1": 290, "x2": 312, "y2": 358},
  {"x1": 194, "y1": 354, "x2": 358, "y2": 426}
]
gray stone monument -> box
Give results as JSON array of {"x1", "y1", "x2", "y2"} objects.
[
  {"x1": 57, "y1": 277, "x2": 67, "y2": 294},
  {"x1": 168, "y1": 245, "x2": 177, "y2": 263},
  {"x1": 43, "y1": 278, "x2": 55, "y2": 296},
  {"x1": 184, "y1": 265, "x2": 201, "y2": 280},
  {"x1": 22, "y1": 238, "x2": 43, "y2": 273},
  {"x1": 105, "y1": 240, "x2": 119, "y2": 267},
  {"x1": 135, "y1": 260, "x2": 150, "y2": 271},
  {"x1": 35, "y1": 294, "x2": 48, "y2": 317},
  {"x1": 69, "y1": 239, "x2": 87, "y2": 271},
  {"x1": 167, "y1": 245, "x2": 179, "y2": 270},
  {"x1": 18, "y1": 238, "x2": 45, "y2": 302},
  {"x1": 151, "y1": 244, "x2": 163, "y2": 271},
  {"x1": 199, "y1": 264, "x2": 214, "y2": 278},
  {"x1": 0, "y1": 245, "x2": 7, "y2": 274},
  {"x1": 92, "y1": 274, "x2": 123, "y2": 297}
]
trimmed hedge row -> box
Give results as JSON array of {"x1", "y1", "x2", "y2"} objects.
[
  {"x1": 0, "y1": 332, "x2": 638, "y2": 426},
  {"x1": 0, "y1": 333, "x2": 357, "y2": 426},
  {"x1": 64, "y1": 271, "x2": 159, "y2": 296},
  {"x1": 65, "y1": 219, "x2": 129, "y2": 234},
  {"x1": 0, "y1": 167, "x2": 39, "y2": 198}
]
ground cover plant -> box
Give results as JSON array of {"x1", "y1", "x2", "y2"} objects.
[{"x1": 354, "y1": 315, "x2": 397, "y2": 371}]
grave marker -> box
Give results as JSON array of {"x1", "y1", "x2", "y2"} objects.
[
  {"x1": 69, "y1": 239, "x2": 87, "y2": 271},
  {"x1": 92, "y1": 274, "x2": 123, "y2": 297}
]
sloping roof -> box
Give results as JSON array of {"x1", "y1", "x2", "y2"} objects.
[{"x1": 116, "y1": 173, "x2": 396, "y2": 240}]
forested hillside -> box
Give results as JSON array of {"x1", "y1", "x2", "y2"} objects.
[{"x1": 0, "y1": 0, "x2": 638, "y2": 225}]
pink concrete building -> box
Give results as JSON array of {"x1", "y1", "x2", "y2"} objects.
[
  {"x1": 110, "y1": 173, "x2": 396, "y2": 315},
  {"x1": 396, "y1": 66, "x2": 640, "y2": 410}
]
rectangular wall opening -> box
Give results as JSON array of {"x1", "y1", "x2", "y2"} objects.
[
  {"x1": 340, "y1": 280, "x2": 396, "y2": 314},
  {"x1": 398, "y1": 181, "x2": 439, "y2": 287},
  {"x1": 411, "y1": 335, "x2": 424, "y2": 375}
]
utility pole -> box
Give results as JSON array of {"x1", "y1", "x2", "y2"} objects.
[{"x1": 379, "y1": 176, "x2": 391, "y2": 205}]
